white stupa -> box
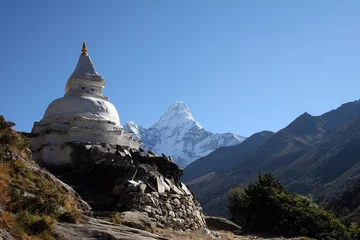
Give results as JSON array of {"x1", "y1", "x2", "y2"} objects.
[{"x1": 31, "y1": 43, "x2": 138, "y2": 165}]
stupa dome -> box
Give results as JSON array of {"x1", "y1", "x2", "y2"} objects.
[{"x1": 43, "y1": 96, "x2": 120, "y2": 125}]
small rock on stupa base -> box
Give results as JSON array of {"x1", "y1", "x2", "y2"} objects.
[{"x1": 30, "y1": 43, "x2": 139, "y2": 165}]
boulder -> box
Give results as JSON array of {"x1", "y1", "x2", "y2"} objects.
[
  {"x1": 204, "y1": 216, "x2": 241, "y2": 232},
  {"x1": 54, "y1": 216, "x2": 166, "y2": 240},
  {"x1": 0, "y1": 229, "x2": 15, "y2": 240},
  {"x1": 120, "y1": 211, "x2": 156, "y2": 231}
]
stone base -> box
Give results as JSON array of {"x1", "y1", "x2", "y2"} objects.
[
  {"x1": 117, "y1": 191, "x2": 205, "y2": 230},
  {"x1": 38, "y1": 142, "x2": 206, "y2": 230}
]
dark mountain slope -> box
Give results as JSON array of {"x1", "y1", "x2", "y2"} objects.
[
  {"x1": 188, "y1": 100, "x2": 360, "y2": 216},
  {"x1": 182, "y1": 131, "x2": 274, "y2": 182},
  {"x1": 278, "y1": 114, "x2": 360, "y2": 197}
]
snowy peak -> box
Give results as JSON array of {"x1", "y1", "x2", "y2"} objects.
[
  {"x1": 125, "y1": 101, "x2": 246, "y2": 167},
  {"x1": 152, "y1": 101, "x2": 202, "y2": 129},
  {"x1": 123, "y1": 121, "x2": 141, "y2": 141}
]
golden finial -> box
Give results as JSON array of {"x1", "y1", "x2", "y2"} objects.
[{"x1": 81, "y1": 42, "x2": 88, "y2": 55}]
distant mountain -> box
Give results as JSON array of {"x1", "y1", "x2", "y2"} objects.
[
  {"x1": 182, "y1": 130, "x2": 274, "y2": 183},
  {"x1": 186, "y1": 99, "x2": 360, "y2": 216},
  {"x1": 124, "y1": 101, "x2": 246, "y2": 167}
]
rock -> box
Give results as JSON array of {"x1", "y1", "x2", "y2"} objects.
[
  {"x1": 139, "y1": 183, "x2": 147, "y2": 193},
  {"x1": 180, "y1": 183, "x2": 192, "y2": 195},
  {"x1": 115, "y1": 167, "x2": 137, "y2": 184},
  {"x1": 203, "y1": 228, "x2": 221, "y2": 239},
  {"x1": 156, "y1": 176, "x2": 170, "y2": 193},
  {"x1": 151, "y1": 191, "x2": 159, "y2": 199},
  {"x1": 172, "y1": 198, "x2": 181, "y2": 207},
  {"x1": 123, "y1": 149, "x2": 132, "y2": 158},
  {"x1": 168, "y1": 211, "x2": 175, "y2": 218},
  {"x1": 144, "y1": 205, "x2": 153, "y2": 213},
  {"x1": 148, "y1": 151, "x2": 157, "y2": 157},
  {"x1": 137, "y1": 164, "x2": 152, "y2": 178},
  {"x1": 127, "y1": 180, "x2": 141, "y2": 192},
  {"x1": 89, "y1": 145, "x2": 109, "y2": 162},
  {"x1": 139, "y1": 196, "x2": 152, "y2": 205},
  {"x1": 112, "y1": 155, "x2": 128, "y2": 167},
  {"x1": 113, "y1": 185, "x2": 125, "y2": 196},
  {"x1": 165, "y1": 202, "x2": 172, "y2": 211},
  {"x1": 164, "y1": 178, "x2": 183, "y2": 195},
  {"x1": 120, "y1": 211, "x2": 156, "y2": 231},
  {"x1": 155, "y1": 207, "x2": 162, "y2": 215},
  {"x1": 193, "y1": 210, "x2": 205, "y2": 225},
  {"x1": 171, "y1": 218, "x2": 185, "y2": 226},
  {"x1": 54, "y1": 216, "x2": 166, "y2": 240},
  {"x1": 204, "y1": 216, "x2": 241, "y2": 232},
  {"x1": 150, "y1": 197, "x2": 159, "y2": 206},
  {"x1": 156, "y1": 222, "x2": 165, "y2": 229},
  {"x1": 116, "y1": 150, "x2": 126, "y2": 157},
  {"x1": 0, "y1": 229, "x2": 15, "y2": 240}
]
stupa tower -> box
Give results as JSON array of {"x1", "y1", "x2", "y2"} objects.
[{"x1": 31, "y1": 43, "x2": 137, "y2": 165}]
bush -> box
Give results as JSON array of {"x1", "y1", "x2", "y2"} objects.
[
  {"x1": 109, "y1": 213, "x2": 123, "y2": 224},
  {"x1": 228, "y1": 173, "x2": 357, "y2": 239},
  {"x1": 58, "y1": 210, "x2": 81, "y2": 224}
]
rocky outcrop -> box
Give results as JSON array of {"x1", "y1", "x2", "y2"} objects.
[
  {"x1": 55, "y1": 216, "x2": 168, "y2": 240},
  {"x1": 204, "y1": 216, "x2": 241, "y2": 232},
  {"x1": 46, "y1": 142, "x2": 206, "y2": 231},
  {"x1": 0, "y1": 229, "x2": 15, "y2": 240}
]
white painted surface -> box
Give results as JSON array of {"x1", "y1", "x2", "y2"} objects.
[{"x1": 44, "y1": 96, "x2": 120, "y2": 126}]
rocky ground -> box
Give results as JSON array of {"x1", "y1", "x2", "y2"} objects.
[{"x1": 154, "y1": 229, "x2": 308, "y2": 240}]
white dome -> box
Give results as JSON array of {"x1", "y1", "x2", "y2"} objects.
[{"x1": 43, "y1": 95, "x2": 120, "y2": 125}]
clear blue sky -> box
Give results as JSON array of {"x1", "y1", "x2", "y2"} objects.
[{"x1": 1, "y1": 0, "x2": 360, "y2": 137}]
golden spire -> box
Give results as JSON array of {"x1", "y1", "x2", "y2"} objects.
[{"x1": 81, "y1": 42, "x2": 88, "y2": 55}]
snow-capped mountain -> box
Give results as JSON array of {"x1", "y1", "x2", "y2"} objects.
[{"x1": 124, "y1": 101, "x2": 246, "y2": 167}]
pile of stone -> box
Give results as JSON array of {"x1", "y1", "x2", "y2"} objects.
[{"x1": 53, "y1": 142, "x2": 206, "y2": 230}]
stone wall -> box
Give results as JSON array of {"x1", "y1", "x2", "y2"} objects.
[{"x1": 41, "y1": 142, "x2": 206, "y2": 230}]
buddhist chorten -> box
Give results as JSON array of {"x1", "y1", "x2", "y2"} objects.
[{"x1": 31, "y1": 43, "x2": 139, "y2": 165}]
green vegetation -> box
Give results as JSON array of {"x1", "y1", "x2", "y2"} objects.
[
  {"x1": 228, "y1": 172, "x2": 360, "y2": 240},
  {"x1": 109, "y1": 213, "x2": 123, "y2": 224},
  {"x1": 0, "y1": 115, "x2": 81, "y2": 239},
  {"x1": 325, "y1": 181, "x2": 360, "y2": 230}
]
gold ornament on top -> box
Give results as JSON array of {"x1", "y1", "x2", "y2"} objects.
[{"x1": 81, "y1": 42, "x2": 88, "y2": 55}]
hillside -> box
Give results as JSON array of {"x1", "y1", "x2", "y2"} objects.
[
  {"x1": 0, "y1": 116, "x2": 170, "y2": 239},
  {"x1": 187, "y1": 100, "x2": 360, "y2": 216},
  {"x1": 182, "y1": 131, "x2": 274, "y2": 183}
]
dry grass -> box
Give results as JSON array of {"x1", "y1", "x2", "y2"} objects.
[{"x1": 0, "y1": 115, "x2": 82, "y2": 239}]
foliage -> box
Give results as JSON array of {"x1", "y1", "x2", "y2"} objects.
[
  {"x1": 57, "y1": 210, "x2": 82, "y2": 224},
  {"x1": 109, "y1": 213, "x2": 123, "y2": 224},
  {"x1": 326, "y1": 180, "x2": 360, "y2": 221},
  {"x1": 0, "y1": 115, "x2": 80, "y2": 239},
  {"x1": 324, "y1": 180, "x2": 360, "y2": 235},
  {"x1": 228, "y1": 172, "x2": 359, "y2": 239}
]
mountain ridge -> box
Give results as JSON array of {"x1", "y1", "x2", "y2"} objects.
[
  {"x1": 186, "y1": 99, "x2": 360, "y2": 216},
  {"x1": 182, "y1": 130, "x2": 274, "y2": 182}
]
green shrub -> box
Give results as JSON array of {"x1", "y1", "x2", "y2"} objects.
[
  {"x1": 15, "y1": 211, "x2": 54, "y2": 237},
  {"x1": 58, "y1": 210, "x2": 82, "y2": 224},
  {"x1": 228, "y1": 173, "x2": 356, "y2": 239},
  {"x1": 109, "y1": 213, "x2": 123, "y2": 224}
]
